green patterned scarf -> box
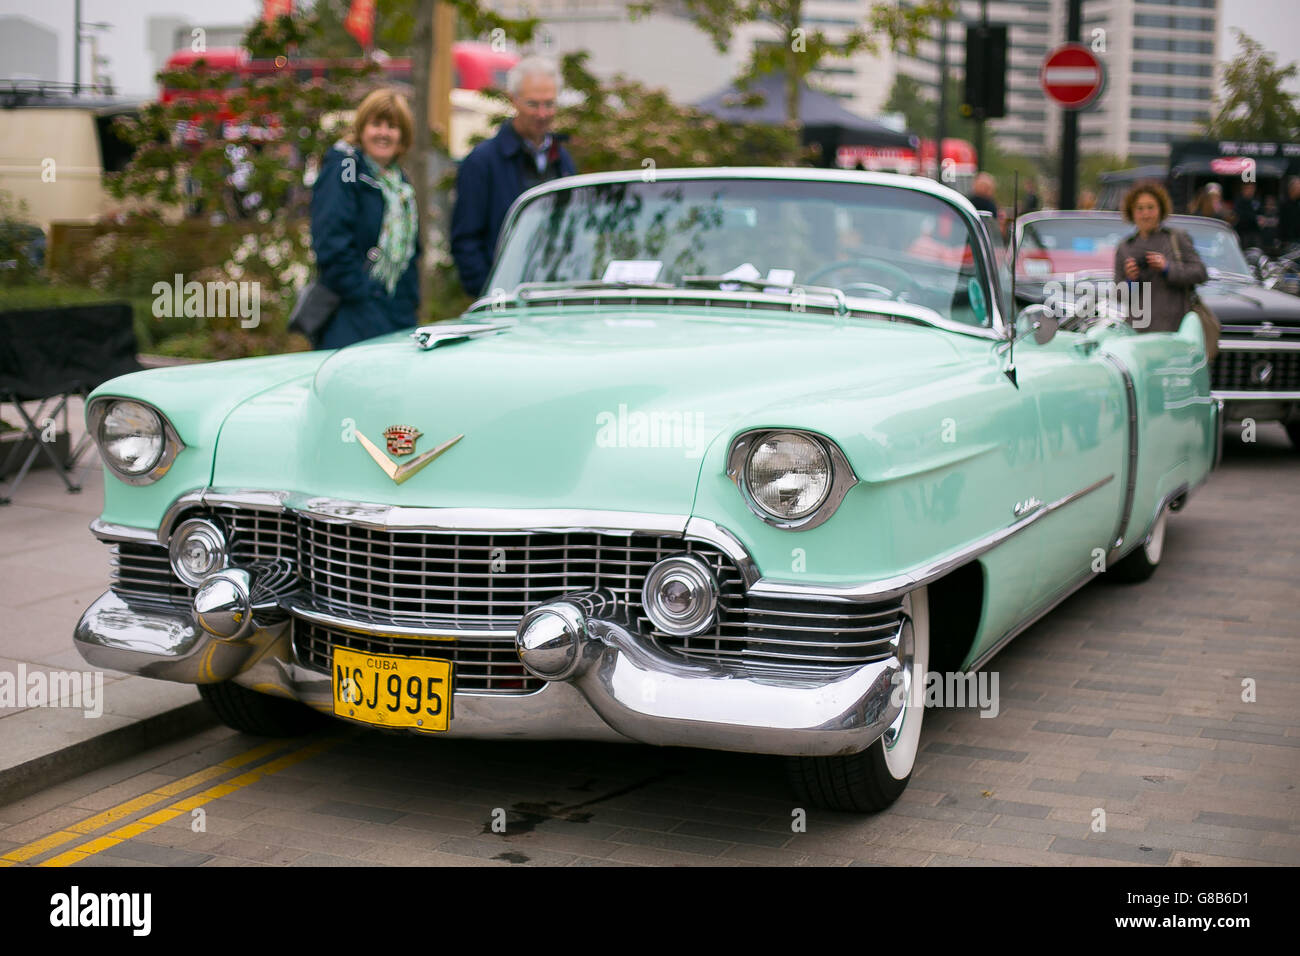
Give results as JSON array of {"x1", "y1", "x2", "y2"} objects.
[{"x1": 356, "y1": 145, "x2": 417, "y2": 295}]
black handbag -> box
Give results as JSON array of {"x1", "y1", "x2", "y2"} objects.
[
  {"x1": 287, "y1": 280, "x2": 341, "y2": 347},
  {"x1": 1170, "y1": 230, "x2": 1220, "y2": 361}
]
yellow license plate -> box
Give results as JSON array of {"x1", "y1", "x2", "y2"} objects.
[{"x1": 332, "y1": 647, "x2": 452, "y2": 732}]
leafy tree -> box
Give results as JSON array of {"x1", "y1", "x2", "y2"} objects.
[
  {"x1": 880, "y1": 73, "x2": 1045, "y2": 201},
  {"x1": 103, "y1": 10, "x2": 393, "y2": 356},
  {"x1": 882, "y1": 74, "x2": 975, "y2": 143},
  {"x1": 456, "y1": 51, "x2": 809, "y2": 174},
  {"x1": 631, "y1": 0, "x2": 955, "y2": 125},
  {"x1": 1078, "y1": 152, "x2": 1130, "y2": 195},
  {"x1": 1205, "y1": 29, "x2": 1300, "y2": 142},
  {"x1": 559, "y1": 53, "x2": 807, "y2": 170}
]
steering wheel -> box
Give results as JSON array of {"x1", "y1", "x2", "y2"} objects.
[{"x1": 804, "y1": 257, "x2": 919, "y2": 299}]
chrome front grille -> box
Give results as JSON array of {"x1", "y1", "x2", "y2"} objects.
[
  {"x1": 297, "y1": 518, "x2": 733, "y2": 629},
  {"x1": 1213, "y1": 348, "x2": 1300, "y2": 392},
  {"x1": 112, "y1": 508, "x2": 297, "y2": 605},
  {"x1": 112, "y1": 542, "x2": 189, "y2": 605},
  {"x1": 664, "y1": 596, "x2": 905, "y2": 670},
  {"x1": 110, "y1": 505, "x2": 904, "y2": 679}
]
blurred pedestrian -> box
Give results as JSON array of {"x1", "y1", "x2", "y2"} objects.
[
  {"x1": 1233, "y1": 181, "x2": 1263, "y2": 249},
  {"x1": 451, "y1": 56, "x2": 577, "y2": 298},
  {"x1": 309, "y1": 88, "x2": 421, "y2": 349},
  {"x1": 1190, "y1": 182, "x2": 1230, "y2": 221},
  {"x1": 1114, "y1": 181, "x2": 1209, "y2": 338},
  {"x1": 1279, "y1": 177, "x2": 1300, "y2": 246},
  {"x1": 1077, "y1": 189, "x2": 1097, "y2": 210},
  {"x1": 1021, "y1": 179, "x2": 1040, "y2": 213},
  {"x1": 1259, "y1": 195, "x2": 1280, "y2": 252},
  {"x1": 969, "y1": 172, "x2": 998, "y2": 217}
]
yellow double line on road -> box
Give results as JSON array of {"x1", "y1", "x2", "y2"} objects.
[{"x1": 1, "y1": 735, "x2": 340, "y2": 867}]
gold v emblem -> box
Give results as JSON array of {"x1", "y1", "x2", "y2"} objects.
[{"x1": 356, "y1": 430, "x2": 463, "y2": 485}]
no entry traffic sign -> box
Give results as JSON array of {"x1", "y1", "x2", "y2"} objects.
[{"x1": 1040, "y1": 43, "x2": 1105, "y2": 110}]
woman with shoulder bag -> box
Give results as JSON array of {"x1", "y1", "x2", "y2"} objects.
[
  {"x1": 303, "y1": 88, "x2": 421, "y2": 349},
  {"x1": 1113, "y1": 181, "x2": 1218, "y2": 359}
]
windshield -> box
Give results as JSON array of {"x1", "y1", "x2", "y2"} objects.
[
  {"x1": 1017, "y1": 217, "x2": 1253, "y2": 277},
  {"x1": 487, "y1": 178, "x2": 994, "y2": 328}
]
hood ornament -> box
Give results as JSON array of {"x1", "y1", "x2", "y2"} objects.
[
  {"x1": 410, "y1": 323, "x2": 511, "y2": 350},
  {"x1": 356, "y1": 426, "x2": 463, "y2": 485}
]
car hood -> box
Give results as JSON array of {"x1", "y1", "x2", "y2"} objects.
[
  {"x1": 1199, "y1": 278, "x2": 1300, "y2": 328},
  {"x1": 211, "y1": 309, "x2": 968, "y2": 516}
]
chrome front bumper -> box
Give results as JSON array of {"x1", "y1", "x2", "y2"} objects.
[{"x1": 75, "y1": 581, "x2": 906, "y2": 757}]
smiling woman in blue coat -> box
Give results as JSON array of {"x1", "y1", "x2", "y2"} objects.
[{"x1": 310, "y1": 88, "x2": 421, "y2": 349}]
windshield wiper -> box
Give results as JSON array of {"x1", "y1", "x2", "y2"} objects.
[{"x1": 681, "y1": 275, "x2": 849, "y2": 315}]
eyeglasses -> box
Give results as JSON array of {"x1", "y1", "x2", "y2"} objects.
[{"x1": 521, "y1": 100, "x2": 556, "y2": 111}]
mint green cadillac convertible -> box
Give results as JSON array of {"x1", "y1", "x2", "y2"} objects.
[{"x1": 75, "y1": 169, "x2": 1219, "y2": 812}]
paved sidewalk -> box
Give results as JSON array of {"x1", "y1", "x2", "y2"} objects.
[{"x1": 0, "y1": 396, "x2": 213, "y2": 805}]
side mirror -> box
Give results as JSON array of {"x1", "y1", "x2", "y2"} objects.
[{"x1": 1015, "y1": 303, "x2": 1059, "y2": 346}]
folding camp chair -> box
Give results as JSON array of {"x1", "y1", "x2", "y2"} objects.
[{"x1": 0, "y1": 302, "x2": 143, "y2": 504}]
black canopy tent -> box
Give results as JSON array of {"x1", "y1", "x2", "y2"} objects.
[{"x1": 694, "y1": 72, "x2": 918, "y2": 167}]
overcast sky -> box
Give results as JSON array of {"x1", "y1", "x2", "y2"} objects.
[{"x1": 2, "y1": 0, "x2": 1298, "y2": 98}]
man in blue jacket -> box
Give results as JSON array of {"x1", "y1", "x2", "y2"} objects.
[{"x1": 450, "y1": 55, "x2": 577, "y2": 298}]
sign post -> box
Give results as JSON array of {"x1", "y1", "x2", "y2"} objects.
[{"x1": 1042, "y1": 26, "x2": 1104, "y2": 208}]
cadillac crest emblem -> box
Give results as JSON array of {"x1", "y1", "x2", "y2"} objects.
[{"x1": 383, "y1": 425, "x2": 422, "y2": 456}]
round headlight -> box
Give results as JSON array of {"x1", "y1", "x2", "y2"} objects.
[
  {"x1": 169, "y1": 518, "x2": 228, "y2": 587},
  {"x1": 642, "y1": 554, "x2": 718, "y2": 637},
  {"x1": 745, "y1": 431, "x2": 831, "y2": 520},
  {"x1": 99, "y1": 400, "x2": 164, "y2": 476}
]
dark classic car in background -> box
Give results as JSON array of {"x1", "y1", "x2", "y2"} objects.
[
  {"x1": 75, "y1": 169, "x2": 1218, "y2": 814},
  {"x1": 1015, "y1": 211, "x2": 1300, "y2": 447}
]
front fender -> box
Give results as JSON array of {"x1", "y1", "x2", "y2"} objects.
[{"x1": 90, "y1": 352, "x2": 330, "y2": 530}]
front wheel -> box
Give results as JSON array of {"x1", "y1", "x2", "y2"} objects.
[
  {"x1": 1286, "y1": 420, "x2": 1300, "y2": 449},
  {"x1": 198, "y1": 680, "x2": 323, "y2": 736},
  {"x1": 785, "y1": 586, "x2": 929, "y2": 813}
]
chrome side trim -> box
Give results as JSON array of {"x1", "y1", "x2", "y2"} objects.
[
  {"x1": 1213, "y1": 398, "x2": 1225, "y2": 470},
  {"x1": 1217, "y1": 340, "x2": 1300, "y2": 352},
  {"x1": 748, "y1": 474, "x2": 1114, "y2": 603},
  {"x1": 287, "y1": 603, "x2": 515, "y2": 641},
  {"x1": 683, "y1": 517, "x2": 760, "y2": 588},
  {"x1": 1099, "y1": 351, "x2": 1138, "y2": 554},
  {"x1": 89, "y1": 518, "x2": 159, "y2": 544},
  {"x1": 1212, "y1": 390, "x2": 1300, "y2": 401}
]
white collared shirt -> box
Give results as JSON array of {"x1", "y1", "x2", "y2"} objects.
[{"x1": 522, "y1": 134, "x2": 553, "y2": 173}]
